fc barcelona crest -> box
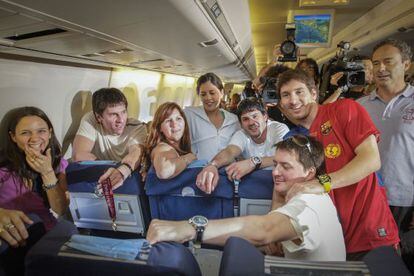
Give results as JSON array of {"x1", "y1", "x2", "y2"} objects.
[{"x1": 320, "y1": 120, "x2": 332, "y2": 135}]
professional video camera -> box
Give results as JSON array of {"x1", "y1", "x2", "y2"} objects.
[
  {"x1": 260, "y1": 76, "x2": 278, "y2": 104},
  {"x1": 241, "y1": 77, "x2": 279, "y2": 104},
  {"x1": 319, "y1": 41, "x2": 365, "y2": 99},
  {"x1": 278, "y1": 23, "x2": 298, "y2": 62}
]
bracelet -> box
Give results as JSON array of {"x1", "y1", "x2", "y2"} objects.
[
  {"x1": 42, "y1": 180, "x2": 58, "y2": 191},
  {"x1": 207, "y1": 160, "x2": 219, "y2": 169},
  {"x1": 121, "y1": 163, "x2": 133, "y2": 173}
]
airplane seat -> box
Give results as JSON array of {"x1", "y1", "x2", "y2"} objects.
[
  {"x1": 219, "y1": 237, "x2": 412, "y2": 276},
  {"x1": 25, "y1": 219, "x2": 202, "y2": 276},
  {"x1": 0, "y1": 214, "x2": 46, "y2": 276},
  {"x1": 219, "y1": 237, "x2": 265, "y2": 276},
  {"x1": 145, "y1": 162, "x2": 234, "y2": 220},
  {"x1": 66, "y1": 161, "x2": 150, "y2": 235},
  {"x1": 237, "y1": 169, "x2": 273, "y2": 216}
]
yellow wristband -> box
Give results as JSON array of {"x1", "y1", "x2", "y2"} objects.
[{"x1": 317, "y1": 174, "x2": 332, "y2": 193}]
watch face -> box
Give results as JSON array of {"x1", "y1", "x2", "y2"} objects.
[
  {"x1": 252, "y1": 156, "x2": 261, "y2": 165},
  {"x1": 192, "y1": 215, "x2": 208, "y2": 227},
  {"x1": 318, "y1": 174, "x2": 331, "y2": 183}
]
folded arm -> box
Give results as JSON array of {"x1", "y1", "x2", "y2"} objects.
[{"x1": 152, "y1": 143, "x2": 196, "y2": 179}]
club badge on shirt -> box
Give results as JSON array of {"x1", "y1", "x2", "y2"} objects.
[
  {"x1": 320, "y1": 120, "x2": 332, "y2": 135},
  {"x1": 325, "y1": 143, "x2": 341, "y2": 159}
]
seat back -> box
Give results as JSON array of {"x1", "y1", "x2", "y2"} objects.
[
  {"x1": 25, "y1": 220, "x2": 201, "y2": 276},
  {"x1": 66, "y1": 161, "x2": 150, "y2": 234},
  {"x1": 237, "y1": 170, "x2": 273, "y2": 216},
  {"x1": 145, "y1": 166, "x2": 234, "y2": 220}
]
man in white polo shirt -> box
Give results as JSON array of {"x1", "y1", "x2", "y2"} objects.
[
  {"x1": 195, "y1": 98, "x2": 289, "y2": 194},
  {"x1": 358, "y1": 39, "x2": 413, "y2": 272}
]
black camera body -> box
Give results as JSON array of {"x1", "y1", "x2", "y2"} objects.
[
  {"x1": 320, "y1": 41, "x2": 366, "y2": 100},
  {"x1": 241, "y1": 77, "x2": 279, "y2": 104},
  {"x1": 278, "y1": 23, "x2": 298, "y2": 62},
  {"x1": 260, "y1": 76, "x2": 279, "y2": 104},
  {"x1": 333, "y1": 60, "x2": 365, "y2": 88}
]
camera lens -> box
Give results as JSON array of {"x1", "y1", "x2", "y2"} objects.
[{"x1": 281, "y1": 41, "x2": 296, "y2": 55}]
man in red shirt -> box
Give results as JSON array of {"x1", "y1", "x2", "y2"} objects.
[{"x1": 276, "y1": 69, "x2": 399, "y2": 260}]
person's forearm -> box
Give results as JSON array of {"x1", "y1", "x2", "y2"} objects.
[
  {"x1": 42, "y1": 173, "x2": 69, "y2": 215},
  {"x1": 121, "y1": 144, "x2": 143, "y2": 170},
  {"x1": 72, "y1": 151, "x2": 97, "y2": 161},
  {"x1": 260, "y1": 156, "x2": 274, "y2": 169},
  {"x1": 322, "y1": 88, "x2": 342, "y2": 105},
  {"x1": 202, "y1": 214, "x2": 293, "y2": 247},
  {"x1": 329, "y1": 136, "x2": 380, "y2": 189},
  {"x1": 211, "y1": 148, "x2": 237, "y2": 168},
  {"x1": 155, "y1": 154, "x2": 190, "y2": 179}
]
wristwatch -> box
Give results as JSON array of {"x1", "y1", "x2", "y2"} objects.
[
  {"x1": 250, "y1": 156, "x2": 262, "y2": 170},
  {"x1": 188, "y1": 215, "x2": 208, "y2": 248},
  {"x1": 317, "y1": 174, "x2": 332, "y2": 193}
]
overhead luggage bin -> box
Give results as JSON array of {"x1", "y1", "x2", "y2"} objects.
[{"x1": 66, "y1": 161, "x2": 150, "y2": 235}]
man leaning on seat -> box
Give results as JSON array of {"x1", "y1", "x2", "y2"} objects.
[
  {"x1": 195, "y1": 98, "x2": 289, "y2": 194},
  {"x1": 72, "y1": 88, "x2": 147, "y2": 190}
]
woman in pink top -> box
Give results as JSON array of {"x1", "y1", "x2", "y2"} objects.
[{"x1": 0, "y1": 106, "x2": 69, "y2": 248}]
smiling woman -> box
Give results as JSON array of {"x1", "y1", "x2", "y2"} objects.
[
  {"x1": 143, "y1": 102, "x2": 196, "y2": 179},
  {"x1": 184, "y1": 73, "x2": 240, "y2": 161},
  {"x1": 0, "y1": 106, "x2": 69, "y2": 244}
]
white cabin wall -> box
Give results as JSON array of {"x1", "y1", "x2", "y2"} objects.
[
  {"x1": 0, "y1": 58, "x2": 201, "y2": 159},
  {"x1": 0, "y1": 58, "x2": 110, "y2": 158}
]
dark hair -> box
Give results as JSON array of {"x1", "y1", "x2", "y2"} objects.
[
  {"x1": 0, "y1": 106, "x2": 62, "y2": 181},
  {"x1": 143, "y1": 102, "x2": 191, "y2": 173},
  {"x1": 296, "y1": 58, "x2": 320, "y2": 86},
  {"x1": 350, "y1": 55, "x2": 371, "y2": 62},
  {"x1": 275, "y1": 135, "x2": 325, "y2": 175},
  {"x1": 276, "y1": 69, "x2": 317, "y2": 98},
  {"x1": 373, "y1": 39, "x2": 413, "y2": 62},
  {"x1": 265, "y1": 64, "x2": 290, "y2": 79},
  {"x1": 92, "y1": 88, "x2": 128, "y2": 116},
  {"x1": 236, "y1": 98, "x2": 267, "y2": 121},
  {"x1": 196, "y1": 72, "x2": 224, "y2": 94}
]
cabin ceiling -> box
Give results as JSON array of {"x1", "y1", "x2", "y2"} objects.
[
  {"x1": 249, "y1": 0, "x2": 414, "y2": 70},
  {"x1": 0, "y1": 0, "x2": 413, "y2": 82},
  {"x1": 0, "y1": 0, "x2": 256, "y2": 82}
]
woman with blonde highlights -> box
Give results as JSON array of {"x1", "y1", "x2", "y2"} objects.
[{"x1": 144, "y1": 102, "x2": 196, "y2": 179}]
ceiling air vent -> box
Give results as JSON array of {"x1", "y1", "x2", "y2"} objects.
[
  {"x1": 198, "y1": 38, "x2": 219, "y2": 48},
  {"x1": 129, "y1": 58, "x2": 165, "y2": 65},
  {"x1": 5, "y1": 28, "x2": 67, "y2": 41},
  {"x1": 81, "y1": 53, "x2": 105, "y2": 58}
]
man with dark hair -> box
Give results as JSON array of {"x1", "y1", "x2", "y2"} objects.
[
  {"x1": 148, "y1": 135, "x2": 346, "y2": 261},
  {"x1": 358, "y1": 39, "x2": 413, "y2": 271},
  {"x1": 276, "y1": 69, "x2": 399, "y2": 260},
  {"x1": 72, "y1": 87, "x2": 147, "y2": 189},
  {"x1": 195, "y1": 98, "x2": 288, "y2": 194}
]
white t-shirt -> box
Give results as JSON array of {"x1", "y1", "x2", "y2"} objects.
[
  {"x1": 76, "y1": 111, "x2": 147, "y2": 161},
  {"x1": 272, "y1": 194, "x2": 346, "y2": 261},
  {"x1": 229, "y1": 120, "x2": 289, "y2": 159}
]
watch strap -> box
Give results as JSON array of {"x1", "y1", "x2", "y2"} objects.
[{"x1": 317, "y1": 174, "x2": 332, "y2": 193}]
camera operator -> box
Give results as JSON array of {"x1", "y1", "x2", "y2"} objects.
[{"x1": 324, "y1": 55, "x2": 375, "y2": 104}]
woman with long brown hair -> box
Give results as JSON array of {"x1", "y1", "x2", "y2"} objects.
[{"x1": 144, "y1": 102, "x2": 196, "y2": 179}]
